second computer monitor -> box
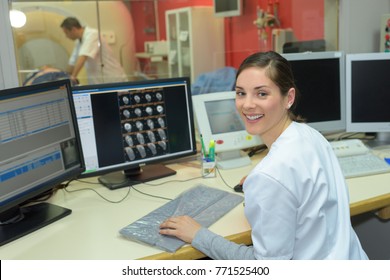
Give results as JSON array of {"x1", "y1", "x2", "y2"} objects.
[
  {"x1": 192, "y1": 91, "x2": 262, "y2": 169},
  {"x1": 283, "y1": 51, "x2": 346, "y2": 134},
  {"x1": 346, "y1": 52, "x2": 390, "y2": 142},
  {"x1": 72, "y1": 77, "x2": 196, "y2": 189}
]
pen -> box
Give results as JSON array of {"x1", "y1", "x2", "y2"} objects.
[
  {"x1": 208, "y1": 140, "x2": 215, "y2": 161},
  {"x1": 200, "y1": 134, "x2": 207, "y2": 157}
]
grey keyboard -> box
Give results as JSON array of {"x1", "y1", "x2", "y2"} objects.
[
  {"x1": 337, "y1": 153, "x2": 390, "y2": 178},
  {"x1": 119, "y1": 184, "x2": 244, "y2": 252}
]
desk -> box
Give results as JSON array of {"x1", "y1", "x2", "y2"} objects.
[{"x1": 1, "y1": 153, "x2": 390, "y2": 260}]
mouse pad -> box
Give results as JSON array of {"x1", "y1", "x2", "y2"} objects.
[{"x1": 119, "y1": 184, "x2": 244, "y2": 252}]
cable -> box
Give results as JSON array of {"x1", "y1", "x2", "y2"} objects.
[
  {"x1": 130, "y1": 175, "x2": 204, "y2": 186},
  {"x1": 21, "y1": 177, "x2": 77, "y2": 206},
  {"x1": 215, "y1": 166, "x2": 235, "y2": 191},
  {"x1": 247, "y1": 144, "x2": 267, "y2": 157},
  {"x1": 64, "y1": 179, "x2": 131, "y2": 204},
  {"x1": 68, "y1": 174, "x2": 205, "y2": 203},
  {"x1": 61, "y1": 165, "x2": 241, "y2": 204},
  {"x1": 130, "y1": 186, "x2": 172, "y2": 201}
]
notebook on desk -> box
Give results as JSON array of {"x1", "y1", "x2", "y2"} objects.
[{"x1": 119, "y1": 184, "x2": 244, "y2": 252}]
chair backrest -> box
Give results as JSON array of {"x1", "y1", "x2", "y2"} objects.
[{"x1": 191, "y1": 66, "x2": 237, "y2": 95}]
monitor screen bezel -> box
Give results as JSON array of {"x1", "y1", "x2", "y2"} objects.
[
  {"x1": 213, "y1": 0, "x2": 242, "y2": 18},
  {"x1": 282, "y1": 51, "x2": 346, "y2": 133},
  {"x1": 346, "y1": 52, "x2": 390, "y2": 133},
  {"x1": 72, "y1": 77, "x2": 197, "y2": 179},
  {"x1": 0, "y1": 79, "x2": 85, "y2": 215},
  {"x1": 192, "y1": 91, "x2": 262, "y2": 153}
]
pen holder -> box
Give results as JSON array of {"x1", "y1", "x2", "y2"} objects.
[{"x1": 201, "y1": 156, "x2": 216, "y2": 178}]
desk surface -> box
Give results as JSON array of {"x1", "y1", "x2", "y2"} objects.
[{"x1": 1, "y1": 153, "x2": 390, "y2": 260}]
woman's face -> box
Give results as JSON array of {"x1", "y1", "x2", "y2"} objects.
[{"x1": 235, "y1": 67, "x2": 294, "y2": 146}]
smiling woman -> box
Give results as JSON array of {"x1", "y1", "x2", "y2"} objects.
[
  {"x1": 234, "y1": 52, "x2": 298, "y2": 147},
  {"x1": 159, "y1": 51, "x2": 368, "y2": 260}
]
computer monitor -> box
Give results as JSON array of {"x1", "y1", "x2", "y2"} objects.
[
  {"x1": 0, "y1": 79, "x2": 85, "y2": 246},
  {"x1": 72, "y1": 77, "x2": 196, "y2": 189},
  {"x1": 346, "y1": 52, "x2": 390, "y2": 143},
  {"x1": 192, "y1": 91, "x2": 263, "y2": 169},
  {"x1": 282, "y1": 39, "x2": 326, "y2": 53},
  {"x1": 282, "y1": 51, "x2": 346, "y2": 134},
  {"x1": 213, "y1": 0, "x2": 242, "y2": 17}
]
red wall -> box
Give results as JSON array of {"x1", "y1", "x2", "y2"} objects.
[{"x1": 131, "y1": 0, "x2": 324, "y2": 69}]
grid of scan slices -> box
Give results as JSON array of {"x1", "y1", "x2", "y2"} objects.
[{"x1": 118, "y1": 88, "x2": 169, "y2": 162}]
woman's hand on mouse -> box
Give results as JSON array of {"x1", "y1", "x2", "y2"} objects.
[{"x1": 239, "y1": 176, "x2": 247, "y2": 185}]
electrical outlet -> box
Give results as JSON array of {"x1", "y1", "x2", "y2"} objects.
[{"x1": 101, "y1": 31, "x2": 116, "y2": 44}]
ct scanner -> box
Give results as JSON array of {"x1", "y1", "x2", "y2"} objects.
[{"x1": 12, "y1": 1, "x2": 138, "y2": 84}]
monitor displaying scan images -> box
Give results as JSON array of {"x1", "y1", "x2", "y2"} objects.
[{"x1": 72, "y1": 77, "x2": 196, "y2": 189}]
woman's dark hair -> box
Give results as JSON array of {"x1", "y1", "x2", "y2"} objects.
[{"x1": 236, "y1": 51, "x2": 303, "y2": 122}]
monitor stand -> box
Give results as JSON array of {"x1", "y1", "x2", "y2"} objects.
[
  {"x1": 0, "y1": 203, "x2": 71, "y2": 246},
  {"x1": 216, "y1": 150, "x2": 252, "y2": 169},
  {"x1": 367, "y1": 132, "x2": 390, "y2": 147},
  {"x1": 98, "y1": 164, "x2": 177, "y2": 190}
]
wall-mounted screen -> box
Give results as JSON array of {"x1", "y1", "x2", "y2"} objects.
[{"x1": 213, "y1": 0, "x2": 242, "y2": 17}]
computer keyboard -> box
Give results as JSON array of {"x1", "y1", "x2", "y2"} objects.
[
  {"x1": 330, "y1": 139, "x2": 390, "y2": 178},
  {"x1": 336, "y1": 153, "x2": 390, "y2": 178},
  {"x1": 119, "y1": 184, "x2": 244, "y2": 252}
]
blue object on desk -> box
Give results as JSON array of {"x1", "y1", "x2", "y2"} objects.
[
  {"x1": 119, "y1": 184, "x2": 243, "y2": 252},
  {"x1": 191, "y1": 67, "x2": 236, "y2": 95}
]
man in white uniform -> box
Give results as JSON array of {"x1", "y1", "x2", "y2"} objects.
[{"x1": 61, "y1": 17, "x2": 127, "y2": 85}]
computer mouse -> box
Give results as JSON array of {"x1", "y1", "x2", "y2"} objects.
[{"x1": 234, "y1": 184, "x2": 243, "y2": 193}]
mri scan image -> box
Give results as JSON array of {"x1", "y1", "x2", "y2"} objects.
[
  {"x1": 147, "y1": 143, "x2": 157, "y2": 155},
  {"x1": 157, "y1": 117, "x2": 165, "y2": 127},
  {"x1": 123, "y1": 109, "x2": 130, "y2": 118},
  {"x1": 134, "y1": 108, "x2": 142, "y2": 117},
  {"x1": 147, "y1": 131, "x2": 156, "y2": 142},
  {"x1": 122, "y1": 96, "x2": 130, "y2": 105},
  {"x1": 136, "y1": 133, "x2": 145, "y2": 144},
  {"x1": 134, "y1": 95, "x2": 141, "y2": 103},
  {"x1": 145, "y1": 107, "x2": 153, "y2": 115},
  {"x1": 125, "y1": 147, "x2": 136, "y2": 161},
  {"x1": 125, "y1": 135, "x2": 133, "y2": 146},
  {"x1": 157, "y1": 128, "x2": 166, "y2": 140},
  {"x1": 136, "y1": 145, "x2": 146, "y2": 158},
  {"x1": 124, "y1": 123, "x2": 132, "y2": 132},
  {"x1": 158, "y1": 141, "x2": 167, "y2": 150},
  {"x1": 147, "y1": 119, "x2": 154, "y2": 129}
]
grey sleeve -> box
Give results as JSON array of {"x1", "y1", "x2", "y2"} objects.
[{"x1": 191, "y1": 228, "x2": 256, "y2": 260}]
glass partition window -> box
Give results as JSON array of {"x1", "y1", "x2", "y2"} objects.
[
  {"x1": 9, "y1": 0, "x2": 138, "y2": 86},
  {"x1": 7, "y1": 0, "x2": 338, "y2": 86}
]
